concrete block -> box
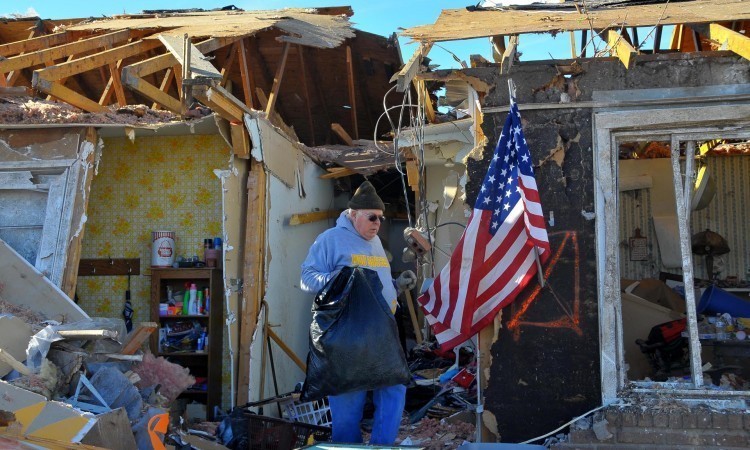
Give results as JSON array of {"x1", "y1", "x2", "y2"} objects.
[
  {"x1": 604, "y1": 409, "x2": 621, "y2": 427},
  {"x1": 667, "y1": 411, "x2": 682, "y2": 429},
  {"x1": 711, "y1": 411, "x2": 729, "y2": 429},
  {"x1": 617, "y1": 427, "x2": 666, "y2": 445},
  {"x1": 636, "y1": 410, "x2": 653, "y2": 427},
  {"x1": 682, "y1": 411, "x2": 698, "y2": 429},
  {"x1": 569, "y1": 429, "x2": 596, "y2": 443},
  {"x1": 694, "y1": 408, "x2": 712, "y2": 429},
  {"x1": 652, "y1": 412, "x2": 669, "y2": 427},
  {"x1": 726, "y1": 412, "x2": 744, "y2": 430},
  {"x1": 620, "y1": 409, "x2": 638, "y2": 427}
]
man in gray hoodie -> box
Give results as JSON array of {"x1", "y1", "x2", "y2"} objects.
[{"x1": 300, "y1": 181, "x2": 416, "y2": 445}]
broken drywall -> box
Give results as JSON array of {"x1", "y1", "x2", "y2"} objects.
[{"x1": 0, "y1": 239, "x2": 88, "y2": 323}]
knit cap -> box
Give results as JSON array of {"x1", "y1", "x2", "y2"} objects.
[{"x1": 347, "y1": 181, "x2": 385, "y2": 211}]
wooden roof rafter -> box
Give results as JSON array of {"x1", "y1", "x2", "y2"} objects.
[{"x1": 32, "y1": 37, "x2": 164, "y2": 112}]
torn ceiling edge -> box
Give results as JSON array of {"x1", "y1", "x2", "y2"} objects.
[
  {"x1": 402, "y1": 0, "x2": 750, "y2": 42},
  {"x1": 245, "y1": 110, "x2": 398, "y2": 178},
  {"x1": 397, "y1": 118, "x2": 474, "y2": 147},
  {"x1": 306, "y1": 140, "x2": 400, "y2": 176},
  {"x1": 0, "y1": 114, "x2": 221, "y2": 138},
  {"x1": 67, "y1": 9, "x2": 356, "y2": 48}
]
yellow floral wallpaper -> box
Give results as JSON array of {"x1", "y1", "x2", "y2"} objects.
[{"x1": 77, "y1": 134, "x2": 231, "y2": 407}]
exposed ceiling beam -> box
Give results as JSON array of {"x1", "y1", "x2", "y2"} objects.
[
  {"x1": 392, "y1": 41, "x2": 433, "y2": 93},
  {"x1": 501, "y1": 35, "x2": 518, "y2": 74},
  {"x1": 0, "y1": 31, "x2": 71, "y2": 57},
  {"x1": 710, "y1": 22, "x2": 750, "y2": 61},
  {"x1": 345, "y1": 45, "x2": 358, "y2": 140},
  {"x1": 122, "y1": 37, "x2": 236, "y2": 79},
  {"x1": 34, "y1": 39, "x2": 162, "y2": 86},
  {"x1": 608, "y1": 29, "x2": 637, "y2": 69},
  {"x1": 238, "y1": 39, "x2": 257, "y2": 109},
  {"x1": 123, "y1": 70, "x2": 182, "y2": 113},
  {"x1": 297, "y1": 44, "x2": 315, "y2": 145},
  {"x1": 265, "y1": 42, "x2": 290, "y2": 116},
  {"x1": 0, "y1": 30, "x2": 132, "y2": 74}
]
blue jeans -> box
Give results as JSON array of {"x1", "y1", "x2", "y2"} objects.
[{"x1": 328, "y1": 384, "x2": 406, "y2": 445}]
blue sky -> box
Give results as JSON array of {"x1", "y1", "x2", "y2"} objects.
[{"x1": 4, "y1": 1, "x2": 587, "y2": 71}]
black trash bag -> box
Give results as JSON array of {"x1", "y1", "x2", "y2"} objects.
[{"x1": 301, "y1": 266, "x2": 411, "y2": 401}]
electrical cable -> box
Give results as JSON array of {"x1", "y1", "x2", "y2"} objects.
[{"x1": 518, "y1": 403, "x2": 633, "y2": 445}]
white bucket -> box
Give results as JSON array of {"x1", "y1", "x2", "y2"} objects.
[{"x1": 152, "y1": 231, "x2": 176, "y2": 267}]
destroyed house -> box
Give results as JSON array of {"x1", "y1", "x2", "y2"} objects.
[
  {"x1": 0, "y1": 6, "x2": 410, "y2": 447},
  {"x1": 396, "y1": 0, "x2": 750, "y2": 447}
]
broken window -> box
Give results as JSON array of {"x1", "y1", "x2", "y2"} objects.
[{"x1": 594, "y1": 103, "x2": 750, "y2": 402}]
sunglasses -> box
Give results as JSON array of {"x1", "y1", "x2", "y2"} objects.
[{"x1": 362, "y1": 213, "x2": 386, "y2": 223}]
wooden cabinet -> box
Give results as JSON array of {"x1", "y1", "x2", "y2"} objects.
[{"x1": 150, "y1": 268, "x2": 223, "y2": 420}]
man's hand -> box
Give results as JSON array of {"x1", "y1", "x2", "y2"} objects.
[{"x1": 396, "y1": 270, "x2": 417, "y2": 293}]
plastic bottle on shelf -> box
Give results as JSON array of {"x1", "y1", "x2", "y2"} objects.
[
  {"x1": 203, "y1": 288, "x2": 209, "y2": 314},
  {"x1": 182, "y1": 283, "x2": 190, "y2": 315},
  {"x1": 205, "y1": 288, "x2": 210, "y2": 314},
  {"x1": 715, "y1": 314, "x2": 728, "y2": 341},
  {"x1": 189, "y1": 283, "x2": 198, "y2": 316},
  {"x1": 196, "y1": 291, "x2": 203, "y2": 315}
]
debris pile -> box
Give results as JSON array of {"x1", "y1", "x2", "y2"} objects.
[
  {"x1": 0, "y1": 243, "x2": 223, "y2": 449},
  {"x1": 0, "y1": 95, "x2": 181, "y2": 125}
]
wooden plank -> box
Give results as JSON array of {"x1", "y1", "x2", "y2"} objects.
[
  {"x1": 267, "y1": 327, "x2": 306, "y2": 372},
  {"x1": 345, "y1": 45, "x2": 359, "y2": 140},
  {"x1": 297, "y1": 45, "x2": 314, "y2": 145},
  {"x1": 570, "y1": 31, "x2": 577, "y2": 58},
  {"x1": 406, "y1": 159, "x2": 420, "y2": 193},
  {"x1": 491, "y1": 35, "x2": 505, "y2": 63},
  {"x1": 418, "y1": 80, "x2": 436, "y2": 123},
  {"x1": 238, "y1": 39, "x2": 256, "y2": 109},
  {"x1": 608, "y1": 29, "x2": 637, "y2": 69},
  {"x1": 237, "y1": 158, "x2": 266, "y2": 406},
  {"x1": 195, "y1": 86, "x2": 243, "y2": 122},
  {"x1": 203, "y1": 84, "x2": 252, "y2": 122},
  {"x1": 158, "y1": 34, "x2": 222, "y2": 80},
  {"x1": 501, "y1": 35, "x2": 518, "y2": 74},
  {"x1": 34, "y1": 78, "x2": 107, "y2": 113},
  {"x1": 0, "y1": 86, "x2": 31, "y2": 96},
  {"x1": 152, "y1": 67, "x2": 176, "y2": 109},
  {"x1": 392, "y1": 41, "x2": 433, "y2": 93},
  {"x1": 265, "y1": 42, "x2": 290, "y2": 116},
  {"x1": 220, "y1": 41, "x2": 239, "y2": 86},
  {"x1": 0, "y1": 349, "x2": 31, "y2": 376},
  {"x1": 230, "y1": 122, "x2": 251, "y2": 159},
  {"x1": 0, "y1": 31, "x2": 70, "y2": 58},
  {"x1": 404, "y1": 290, "x2": 423, "y2": 345},
  {"x1": 319, "y1": 167, "x2": 357, "y2": 179},
  {"x1": 123, "y1": 37, "x2": 234, "y2": 79},
  {"x1": 669, "y1": 23, "x2": 683, "y2": 50},
  {"x1": 289, "y1": 210, "x2": 339, "y2": 226},
  {"x1": 710, "y1": 22, "x2": 750, "y2": 61},
  {"x1": 122, "y1": 72, "x2": 182, "y2": 114},
  {"x1": 61, "y1": 128, "x2": 98, "y2": 297},
  {"x1": 77, "y1": 258, "x2": 140, "y2": 276},
  {"x1": 120, "y1": 322, "x2": 158, "y2": 355},
  {"x1": 331, "y1": 123, "x2": 353, "y2": 146},
  {"x1": 99, "y1": 55, "x2": 126, "y2": 106},
  {"x1": 34, "y1": 39, "x2": 162, "y2": 83},
  {"x1": 0, "y1": 30, "x2": 131, "y2": 74}
]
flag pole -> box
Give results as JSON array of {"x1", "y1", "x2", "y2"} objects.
[
  {"x1": 508, "y1": 78, "x2": 546, "y2": 289},
  {"x1": 475, "y1": 333, "x2": 483, "y2": 443}
]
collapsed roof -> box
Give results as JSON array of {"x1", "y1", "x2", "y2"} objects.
[{"x1": 0, "y1": 7, "x2": 403, "y2": 148}]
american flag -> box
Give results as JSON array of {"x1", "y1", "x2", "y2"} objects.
[{"x1": 417, "y1": 96, "x2": 551, "y2": 350}]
